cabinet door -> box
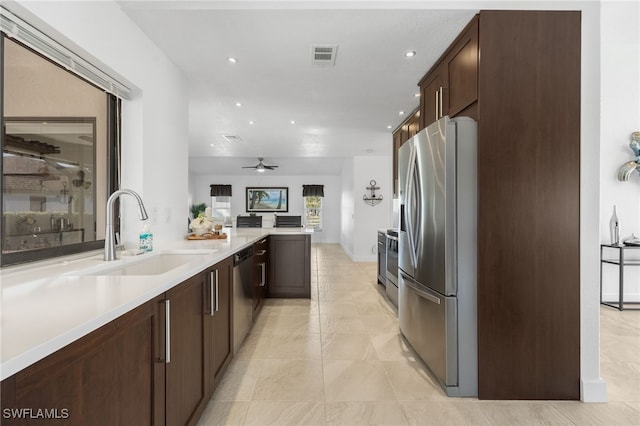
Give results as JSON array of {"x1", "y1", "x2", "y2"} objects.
[
  {"x1": 205, "y1": 256, "x2": 233, "y2": 392},
  {"x1": 407, "y1": 111, "x2": 420, "y2": 138},
  {"x1": 268, "y1": 235, "x2": 311, "y2": 298},
  {"x1": 1, "y1": 296, "x2": 164, "y2": 426},
  {"x1": 165, "y1": 275, "x2": 207, "y2": 426},
  {"x1": 420, "y1": 67, "x2": 447, "y2": 128},
  {"x1": 446, "y1": 16, "x2": 478, "y2": 118}
]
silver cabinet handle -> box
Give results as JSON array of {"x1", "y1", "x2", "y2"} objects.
[
  {"x1": 215, "y1": 269, "x2": 219, "y2": 312},
  {"x1": 259, "y1": 262, "x2": 266, "y2": 287},
  {"x1": 165, "y1": 300, "x2": 171, "y2": 363},
  {"x1": 209, "y1": 271, "x2": 215, "y2": 317},
  {"x1": 256, "y1": 250, "x2": 267, "y2": 256},
  {"x1": 259, "y1": 238, "x2": 267, "y2": 244},
  {"x1": 439, "y1": 86, "x2": 443, "y2": 118},
  {"x1": 434, "y1": 90, "x2": 439, "y2": 121}
]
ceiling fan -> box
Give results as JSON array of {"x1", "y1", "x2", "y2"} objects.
[{"x1": 242, "y1": 157, "x2": 278, "y2": 173}]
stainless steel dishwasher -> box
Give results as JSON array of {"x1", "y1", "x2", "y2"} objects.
[{"x1": 232, "y1": 245, "x2": 254, "y2": 354}]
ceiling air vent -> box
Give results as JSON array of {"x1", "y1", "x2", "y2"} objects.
[
  {"x1": 312, "y1": 45, "x2": 338, "y2": 66},
  {"x1": 221, "y1": 135, "x2": 241, "y2": 142}
]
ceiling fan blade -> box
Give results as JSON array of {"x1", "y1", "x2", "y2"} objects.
[{"x1": 241, "y1": 158, "x2": 278, "y2": 170}]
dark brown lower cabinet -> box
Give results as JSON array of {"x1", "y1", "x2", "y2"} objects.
[
  {"x1": 1, "y1": 239, "x2": 310, "y2": 424},
  {"x1": 0, "y1": 295, "x2": 165, "y2": 426},
  {"x1": 165, "y1": 274, "x2": 208, "y2": 426},
  {"x1": 268, "y1": 234, "x2": 311, "y2": 298},
  {"x1": 205, "y1": 256, "x2": 233, "y2": 391}
]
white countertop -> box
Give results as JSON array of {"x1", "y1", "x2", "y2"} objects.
[{"x1": 0, "y1": 227, "x2": 312, "y2": 381}]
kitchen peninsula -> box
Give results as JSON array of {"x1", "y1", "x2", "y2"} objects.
[{"x1": 0, "y1": 227, "x2": 311, "y2": 425}]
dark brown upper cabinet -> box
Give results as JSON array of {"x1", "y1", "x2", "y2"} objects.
[{"x1": 419, "y1": 16, "x2": 479, "y2": 128}]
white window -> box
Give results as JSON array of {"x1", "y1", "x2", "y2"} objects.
[
  {"x1": 304, "y1": 196, "x2": 322, "y2": 231},
  {"x1": 211, "y1": 196, "x2": 232, "y2": 225}
]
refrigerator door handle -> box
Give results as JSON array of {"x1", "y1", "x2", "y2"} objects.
[
  {"x1": 404, "y1": 143, "x2": 419, "y2": 268},
  {"x1": 402, "y1": 273, "x2": 441, "y2": 305}
]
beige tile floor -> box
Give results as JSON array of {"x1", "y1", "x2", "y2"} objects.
[{"x1": 198, "y1": 244, "x2": 640, "y2": 426}]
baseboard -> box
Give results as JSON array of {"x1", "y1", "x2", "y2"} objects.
[
  {"x1": 340, "y1": 243, "x2": 354, "y2": 260},
  {"x1": 350, "y1": 254, "x2": 376, "y2": 263},
  {"x1": 580, "y1": 377, "x2": 607, "y2": 402}
]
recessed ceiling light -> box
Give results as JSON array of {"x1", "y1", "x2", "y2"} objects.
[
  {"x1": 404, "y1": 50, "x2": 416, "y2": 58},
  {"x1": 210, "y1": 144, "x2": 215, "y2": 147},
  {"x1": 386, "y1": 125, "x2": 393, "y2": 129},
  {"x1": 399, "y1": 111, "x2": 405, "y2": 116},
  {"x1": 228, "y1": 57, "x2": 237, "y2": 63},
  {"x1": 414, "y1": 93, "x2": 421, "y2": 97},
  {"x1": 290, "y1": 120, "x2": 296, "y2": 124},
  {"x1": 249, "y1": 121, "x2": 254, "y2": 125},
  {"x1": 235, "y1": 102, "x2": 242, "y2": 107}
]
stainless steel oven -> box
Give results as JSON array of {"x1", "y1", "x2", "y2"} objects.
[
  {"x1": 377, "y1": 231, "x2": 387, "y2": 286},
  {"x1": 386, "y1": 229, "x2": 398, "y2": 307}
]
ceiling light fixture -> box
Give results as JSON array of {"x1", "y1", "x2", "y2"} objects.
[
  {"x1": 228, "y1": 57, "x2": 237, "y2": 63},
  {"x1": 235, "y1": 102, "x2": 242, "y2": 107},
  {"x1": 414, "y1": 93, "x2": 421, "y2": 97},
  {"x1": 249, "y1": 121, "x2": 254, "y2": 125},
  {"x1": 399, "y1": 111, "x2": 405, "y2": 116},
  {"x1": 290, "y1": 120, "x2": 296, "y2": 124},
  {"x1": 386, "y1": 125, "x2": 393, "y2": 129},
  {"x1": 242, "y1": 158, "x2": 279, "y2": 173},
  {"x1": 404, "y1": 50, "x2": 416, "y2": 58}
]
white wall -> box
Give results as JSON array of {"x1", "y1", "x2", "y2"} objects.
[
  {"x1": 342, "y1": 155, "x2": 393, "y2": 262},
  {"x1": 191, "y1": 173, "x2": 341, "y2": 243},
  {"x1": 599, "y1": 1, "x2": 640, "y2": 302},
  {"x1": 340, "y1": 158, "x2": 355, "y2": 257},
  {"x1": 9, "y1": 0, "x2": 190, "y2": 248}
]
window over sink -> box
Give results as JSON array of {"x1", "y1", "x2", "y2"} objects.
[{"x1": 1, "y1": 34, "x2": 119, "y2": 266}]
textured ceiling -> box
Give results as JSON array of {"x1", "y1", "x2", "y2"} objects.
[{"x1": 119, "y1": 2, "x2": 477, "y2": 175}]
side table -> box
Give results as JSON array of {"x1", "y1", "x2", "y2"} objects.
[{"x1": 600, "y1": 244, "x2": 640, "y2": 311}]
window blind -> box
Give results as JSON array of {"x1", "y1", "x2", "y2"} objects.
[
  {"x1": 302, "y1": 185, "x2": 324, "y2": 197},
  {"x1": 210, "y1": 184, "x2": 232, "y2": 197}
]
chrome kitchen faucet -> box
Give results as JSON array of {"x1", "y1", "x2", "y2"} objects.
[{"x1": 104, "y1": 189, "x2": 149, "y2": 261}]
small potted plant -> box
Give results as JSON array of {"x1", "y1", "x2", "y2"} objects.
[{"x1": 190, "y1": 203, "x2": 207, "y2": 219}]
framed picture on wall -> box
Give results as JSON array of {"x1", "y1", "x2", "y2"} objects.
[{"x1": 246, "y1": 187, "x2": 288, "y2": 212}]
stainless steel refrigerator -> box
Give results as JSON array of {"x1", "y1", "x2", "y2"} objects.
[{"x1": 398, "y1": 116, "x2": 477, "y2": 397}]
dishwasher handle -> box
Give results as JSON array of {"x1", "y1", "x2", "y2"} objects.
[{"x1": 234, "y1": 246, "x2": 255, "y2": 265}]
